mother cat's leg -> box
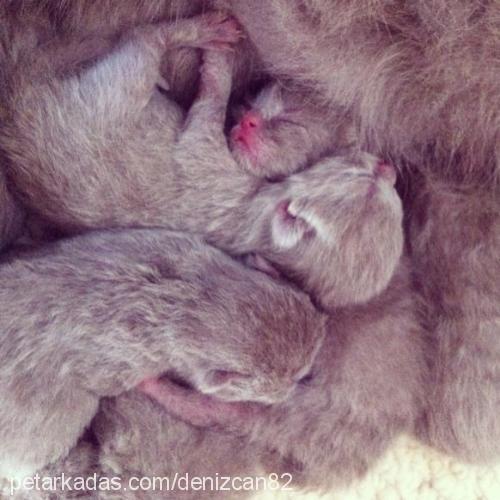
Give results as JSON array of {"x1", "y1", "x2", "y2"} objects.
[{"x1": 410, "y1": 184, "x2": 500, "y2": 461}]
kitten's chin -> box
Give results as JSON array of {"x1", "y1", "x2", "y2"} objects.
[{"x1": 230, "y1": 141, "x2": 263, "y2": 173}]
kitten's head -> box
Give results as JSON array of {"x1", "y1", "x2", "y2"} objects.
[
  {"x1": 255, "y1": 152, "x2": 404, "y2": 310},
  {"x1": 166, "y1": 256, "x2": 327, "y2": 405},
  {"x1": 229, "y1": 83, "x2": 322, "y2": 177}
]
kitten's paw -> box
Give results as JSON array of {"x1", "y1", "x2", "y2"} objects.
[
  {"x1": 198, "y1": 48, "x2": 234, "y2": 97},
  {"x1": 138, "y1": 377, "x2": 260, "y2": 429},
  {"x1": 148, "y1": 13, "x2": 243, "y2": 52},
  {"x1": 196, "y1": 12, "x2": 244, "y2": 49}
]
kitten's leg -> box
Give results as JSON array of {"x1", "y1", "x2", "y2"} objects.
[
  {"x1": 6, "y1": 15, "x2": 241, "y2": 145},
  {"x1": 2, "y1": 14, "x2": 242, "y2": 231},
  {"x1": 139, "y1": 378, "x2": 259, "y2": 428},
  {"x1": 172, "y1": 43, "x2": 243, "y2": 186},
  {"x1": 180, "y1": 45, "x2": 237, "y2": 142},
  {"x1": 62, "y1": 14, "x2": 242, "y2": 127}
]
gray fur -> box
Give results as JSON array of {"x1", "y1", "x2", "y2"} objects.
[
  {"x1": 0, "y1": 228, "x2": 325, "y2": 481},
  {"x1": 230, "y1": 0, "x2": 500, "y2": 462},
  {"x1": 55, "y1": 258, "x2": 422, "y2": 498},
  {"x1": 21, "y1": 260, "x2": 423, "y2": 499},
  {"x1": 0, "y1": 0, "x2": 497, "y2": 495},
  {"x1": 230, "y1": 82, "x2": 355, "y2": 178},
  {"x1": 1, "y1": 20, "x2": 403, "y2": 310}
]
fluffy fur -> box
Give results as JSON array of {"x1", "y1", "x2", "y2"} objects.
[
  {"x1": 18, "y1": 259, "x2": 423, "y2": 499},
  {"x1": 230, "y1": 0, "x2": 500, "y2": 184},
  {"x1": 1, "y1": 23, "x2": 403, "y2": 310},
  {"x1": 230, "y1": 0, "x2": 500, "y2": 462},
  {"x1": 0, "y1": 0, "x2": 498, "y2": 495},
  {"x1": 0, "y1": 228, "x2": 324, "y2": 482},
  {"x1": 31, "y1": 257, "x2": 421, "y2": 499}
]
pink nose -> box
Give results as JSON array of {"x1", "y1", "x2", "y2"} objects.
[
  {"x1": 374, "y1": 161, "x2": 397, "y2": 186},
  {"x1": 239, "y1": 110, "x2": 262, "y2": 131}
]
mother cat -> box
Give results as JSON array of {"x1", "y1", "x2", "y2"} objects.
[{"x1": 0, "y1": 0, "x2": 498, "y2": 494}]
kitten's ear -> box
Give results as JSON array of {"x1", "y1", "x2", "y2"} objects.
[
  {"x1": 265, "y1": 82, "x2": 283, "y2": 103},
  {"x1": 156, "y1": 75, "x2": 170, "y2": 92},
  {"x1": 253, "y1": 82, "x2": 284, "y2": 118},
  {"x1": 271, "y1": 200, "x2": 314, "y2": 249}
]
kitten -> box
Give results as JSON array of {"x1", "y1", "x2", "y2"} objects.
[
  {"x1": 2, "y1": 20, "x2": 403, "y2": 310},
  {"x1": 230, "y1": 82, "x2": 355, "y2": 178},
  {"x1": 0, "y1": 228, "x2": 325, "y2": 481}
]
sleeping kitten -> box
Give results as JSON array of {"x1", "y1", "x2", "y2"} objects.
[
  {"x1": 2, "y1": 19, "x2": 402, "y2": 310},
  {"x1": 0, "y1": 228, "x2": 325, "y2": 481}
]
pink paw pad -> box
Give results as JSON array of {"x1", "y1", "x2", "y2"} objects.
[{"x1": 202, "y1": 13, "x2": 244, "y2": 46}]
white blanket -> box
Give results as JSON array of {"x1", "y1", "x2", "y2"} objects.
[{"x1": 253, "y1": 436, "x2": 500, "y2": 500}]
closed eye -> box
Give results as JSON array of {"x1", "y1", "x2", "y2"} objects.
[{"x1": 268, "y1": 116, "x2": 307, "y2": 130}]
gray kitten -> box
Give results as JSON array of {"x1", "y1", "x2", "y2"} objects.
[
  {"x1": 0, "y1": 11, "x2": 422, "y2": 497},
  {"x1": 2, "y1": 18, "x2": 403, "y2": 311},
  {"x1": 63, "y1": 258, "x2": 423, "y2": 499},
  {"x1": 0, "y1": 228, "x2": 325, "y2": 482},
  {"x1": 230, "y1": 82, "x2": 355, "y2": 178},
  {"x1": 77, "y1": 36, "x2": 419, "y2": 495}
]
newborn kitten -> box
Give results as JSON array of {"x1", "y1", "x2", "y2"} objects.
[
  {"x1": 227, "y1": 81, "x2": 401, "y2": 304},
  {"x1": 0, "y1": 228, "x2": 325, "y2": 481},
  {"x1": 230, "y1": 82, "x2": 355, "y2": 178},
  {"x1": 41, "y1": 190, "x2": 416, "y2": 497},
  {"x1": 84, "y1": 260, "x2": 424, "y2": 498},
  {"x1": 2, "y1": 19, "x2": 402, "y2": 309},
  {"x1": 88, "y1": 94, "x2": 410, "y2": 496}
]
